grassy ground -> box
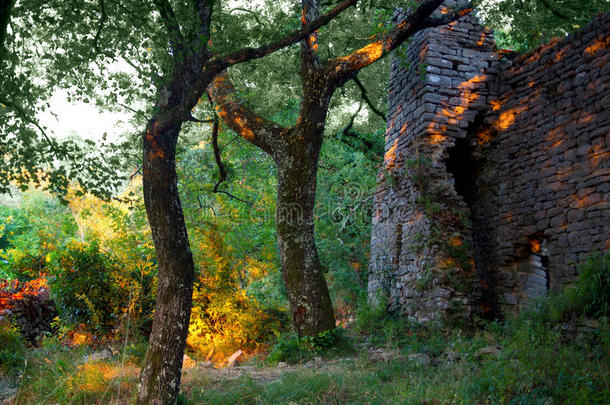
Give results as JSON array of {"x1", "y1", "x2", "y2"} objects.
[
  {"x1": 1, "y1": 311, "x2": 608, "y2": 404},
  {"x1": 2, "y1": 254, "x2": 609, "y2": 404},
  {"x1": 185, "y1": 319, "x2": 609, "y2": 404}
]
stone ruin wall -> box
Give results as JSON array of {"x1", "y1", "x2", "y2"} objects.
[{"x1": 368, "y1": 10, "x2": 609, "y2": 323}]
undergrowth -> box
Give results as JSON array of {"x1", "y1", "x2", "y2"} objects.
[
  {"x1": 267, "y1": 328, "x2": 353, "y2": 364},
  {"x1": 1, "y1": 252, "x2": 608, "y2": 404}
]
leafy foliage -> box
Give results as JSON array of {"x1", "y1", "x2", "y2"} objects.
[
  {"x1": 267, "y1": 328, "x2": 349, "y2": 364},
  {"x1": 0, "y1": 321, "x2": 26, "y2": 377},
  {"x1": 577, "y1": 252, "x2": 610, "y2": 318},
  {"x1": 0, "y1": 187, "x2": 157, "y2": 338},
  {"x1": 477, "y1": 0, "x2": 610, "y2": 51},
  {"x1": 47, "y1": 241, "x2": 126, "y2": 333},
  {"x1": 518, "y1": 251, "x2": 610, "y2": 324},
  {"x1": 0, "y1": 191, "x2": 77, "y2": 280}
]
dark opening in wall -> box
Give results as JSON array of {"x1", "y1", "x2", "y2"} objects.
[
  {"x1": 445, "y1": 136, "x2": 479, "y2": 207},
  {"x1": 445, "y1": 116, "x2": 498, "y2": 317}
]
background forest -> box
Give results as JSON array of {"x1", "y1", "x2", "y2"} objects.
[
  {"x1": 0, "y1": 118, "x2": 380, "y2": 354},
  {"x1": 1, "y1": 0, "x2": 609, "y2": 403}
]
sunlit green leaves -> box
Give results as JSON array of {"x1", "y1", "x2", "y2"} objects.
[{"x1": 477, "y1": 0, "x2": 610, "y2": 51}]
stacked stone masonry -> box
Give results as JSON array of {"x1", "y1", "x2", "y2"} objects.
[{"x1": 368, "y1": 7, "x2": 609, "y2": 323}]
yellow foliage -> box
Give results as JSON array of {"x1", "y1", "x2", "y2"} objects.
[{"x1": 186, "y1": 223, "x2": 284, "y2": 362}]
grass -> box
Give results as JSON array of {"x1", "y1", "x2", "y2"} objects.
[
  {"x1": 187, "y1": 316, "x2": 609, "y2": 404},
  {"x1": 2, "y1": 253, "x2": 609, "y2": 404},
  {"x1": 1, "y1": 336, "x2": 140, "y2": 404},
  {"x1": 4, "y1": 312, "x2": 605, "y2": 404}
]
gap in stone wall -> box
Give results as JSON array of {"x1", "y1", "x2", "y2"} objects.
[
  {"x1": 444, "y1": 115, "x2": 500, "y2": 318},
  {"x1": 445, "y1": 137, "x2": 478, "y2": 207}
]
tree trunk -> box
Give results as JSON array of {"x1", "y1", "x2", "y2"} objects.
[
  {"x1": 137, "y1": 120, "x2": 195, "y2": 405},
  {"x1": 275, "y1": 137, "x2": 335, "y2": 336},
  {"x1": 0, "y1": 0, "x2": 15, "y2": 51}
]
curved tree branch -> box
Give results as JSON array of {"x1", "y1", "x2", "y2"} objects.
[
  {"x1": 212, "y1": 0, "x2": 355, "y2": 68},
  {"x1": 92, "y1": 0, "x2": 107, "y2": 54},
  {"x1": 210, "y1": 116, "x2": 225, "y2": 193},
  {"x1": 186, "y1": 115, "x2": 214, "y2": 124},
  {"x1": 327, "y1": 0, "x2": 473, "y2": 85},
  {"x1": 207, "y1": 71, "x2": 285, "y2": 156},
  {"x1": 154, "y1": 0, "x2": 356, "y2": 132},
  {"x1": 538, "y1": 0, "x2": 568, "y2": 20},
  {"x1": 207, "y1": 116, "x2": 255, "y2": 207},
  {"x1": 421, "y1": 2, "x2": 475, "y2": 28},
  {"x1": 352, "y1": 75, "x2": 386, "y2": 121},
  {"x1": 0, "y1": 97, "x2": 62, "y2": 156},
  {"x1": 342, "y1": 101, "x2": 362, "y2": 136},
  {"x1": 230, "y1": 7, "x2": 266, "y2": 27}
]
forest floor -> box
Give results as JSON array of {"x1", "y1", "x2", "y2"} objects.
[{"x1": 2, "y1": 313, "x2": 608, "y2": 405}]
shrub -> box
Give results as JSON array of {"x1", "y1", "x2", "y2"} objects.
[
  {"x1": 0, "y1": 321, "x2": 26, "y2": 377},
  {"x1": 187, "y1": 281, "x2": 286, "y2": 362},
  {"x1": 267, "y1": 328, "x2": 349, "y2": 364},
  {"x1": 576, "y1": 251, "x2": 609, "y2": 318},
  {"x1": 47, "y1": 240, "x2": 127, "y2": 333},
  {"x1": 513, "y1": 251, "x2": 610, "y2": 329}
]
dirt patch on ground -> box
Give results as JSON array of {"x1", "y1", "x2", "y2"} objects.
[{"x1": 181, "y1": 346, "x2": 404, "y2": 385}]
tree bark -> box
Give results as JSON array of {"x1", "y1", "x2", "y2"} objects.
[
  {"x1": 137, "y1": 119, "x2": 195, "y2": 405},
  {"x1": 0, "y1": 0, "x2": 14, "y2": 52},
  {"x1": 275, "y1": 134, "x2": 336, "y2": 335}
]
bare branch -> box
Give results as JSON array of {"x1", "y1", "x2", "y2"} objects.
[
  {"x1": 92, "y1": 0, "x2": 107, "y2": 54},
  {"x1": 130, "y1": 164, "x2": 142, "y2": 180},
  {"x1": 186, "y1": 115, "x2": 214, "y2": 124},
  {"x1": 210, "y1": 0, "x2": 356, "y2": 70},
  {"x1": 421, "y1": 2, "x2": 475, "y2": 29},
  {"x1": 156, "y1": 0, "x2": 356, "y2": 130},
  {"x1": 339, "y1": 101, "x2": 382, "y2": 156},
  {"x1": 230, "y1": 7, "x2": 266, "y2": 27},
  {"x1": 153, "y1": 0, "x2": 185, "y2": 55},
  {"x1": 342, "y1": 102, "x2": 362, "y2": 137},
  {"x1": 211, "y1": 189, "x2": 254, "y2": 206},
  {"x1": 210, "y1": 116, "x2": 226, "y2": 193},
  {"x1": 0, "y1": 98, "x2": 62, "y2": 156},
  {"x1": 352, "y1": 76, "x2": 386, "y2": 121},
  {"x1": 117, "y1": 102, "x2": 148, "y2": 120},
  {"x1": 538, "y1": 0, "x2": 568, "y2": 20},
  {"x1": 203, "y1": 100, "x2": 255, "y2": 207}
]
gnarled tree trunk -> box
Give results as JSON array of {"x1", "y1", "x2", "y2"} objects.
[
  {"x1": 137, "y1": 120, "x2": 195, "y2": 404},
  {"x1": 275, "y1": 135, "x2": 335, "y2": 335}
]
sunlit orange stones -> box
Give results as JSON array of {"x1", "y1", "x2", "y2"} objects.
[
  {"x1": 384, "y1": 139, "x2": 399, "y2": 170},
  {"x1": 585, "y1": 38, "x2": 606, "y2": 55}
]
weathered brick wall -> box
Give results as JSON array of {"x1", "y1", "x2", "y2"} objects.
[
  {"x1": 368, "y1": 9, "x2": 609, "y2": 322},
  {"x1": 473, "y1": 14, "x2": 610, "y2": 309}
]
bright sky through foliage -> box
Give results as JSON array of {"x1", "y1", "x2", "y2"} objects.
[{"x1": 37, "y1": 89, "x2": 134, "y2": 143}]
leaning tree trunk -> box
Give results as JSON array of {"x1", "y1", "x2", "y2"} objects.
[
  {"x1": 275, "y1": 137, "x2": 336, "y2": 336},
  {"x1": 137, "y1": 120, "x2": 195, "y2": 404}
]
